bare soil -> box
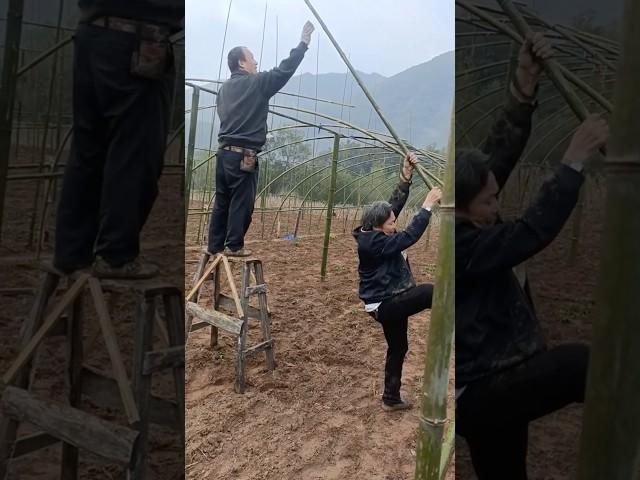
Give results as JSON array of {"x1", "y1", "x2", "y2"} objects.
[
  {"x1": 0, "y1": 170, "x2": 184, "y2": 479},
  {"x1": 185, "y1": 216, "x2": 455, "y2": 480}
]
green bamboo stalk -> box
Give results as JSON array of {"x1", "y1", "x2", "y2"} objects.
[
  {"x1": 456, "y1": 0, "x2": 613, "y2": 114},
  {"x1": 414, "y1": 107, "x2": 455, "y2": 480},
  {"x1": 554, "y1": 25, "x2": 616, "y2": 72},
  {"x1": 497, "y1": 0, "x2": 590, "y2": 120},
  {"x1": 320, "y1": 135, "x2": 339, "y2": 281},
  {"x1": 185, "y1": 85, "x2": 200, "y2": 229},
  {"x1": 0, "y1": 0, "x2": 25, "y2": 240},
  {"x1": 303, "y1": 0, "x2": 406, "y2": 153},
  {"x1": 302, "y1": 0, "x2": 433, "y2": 187},
  {"x1": 187, "y1": 78, "x2": 357, "y2": 107},
  {"x1": 196, "y1": 145, "x2": 212, "y2": 242},
  {"x1": 30, "y1": 0, "x2": 65, "y2": 248},
  {"x1": 577, "y1": 0, "x2": 640, "y2": 477},
  {"x1": 15, "y1": 36, "x2": 73, "y2": 78},
  {"x1": 439, "y1": 417, "x2": 455, "y2": 478}
]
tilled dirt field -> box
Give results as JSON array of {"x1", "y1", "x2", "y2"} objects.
[
  {"x1": 0, "y1": 171, "x2": 184, "y2": 479},
  {"x1": 185, "y1": 222, "x2": 455, "y2": 480}
]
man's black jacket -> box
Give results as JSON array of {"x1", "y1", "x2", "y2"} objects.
[
  {"x1": 354, "y1": 181, "x2": 431, "y2": 305},
  {"x1": 217, "y1": 42, "x2": 308, "y2": 151},
  {"x1": 456, "y1": 94, "x2": 585, "y2": 387}
]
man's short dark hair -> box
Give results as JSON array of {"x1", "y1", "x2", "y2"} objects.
[
  {"x1": 228, "y1": 46, "x2": 246, "y2": 73},
  {"x1": 455, "y1": 148, "x2": 491, "y2": 210},
  {"x1": 361, "y1": 201, "x2": 393, "y2": 230}
]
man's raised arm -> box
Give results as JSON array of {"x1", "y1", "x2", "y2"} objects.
[{"x1": 257, "y1": 21, "x2": 315, "y2": 98}]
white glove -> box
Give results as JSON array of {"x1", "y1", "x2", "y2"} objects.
[{"x1": 301, "y1": 21, "x2": 315, "y2": 45}]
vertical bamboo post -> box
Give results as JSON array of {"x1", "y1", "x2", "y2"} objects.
[
  {"x1": 320, "y1": 135, "x2": 339, "y2": 281},
  {"x1": 14, "y1": 101, "x2": 22, "y2": 162},
  {"x1": 30, "y1": 0, "x2": 65, "y2": 248},
  {"x1": 260, "y1": 161, "x2": 267, "y2": 239},
  {"x1": 414, "y1": 108, "x2": 455, "y2": 480},
  {"x1": 185, "y1": 85, "x2": 200, "y2": 231},
  {"x1": 577, "y1": 1, "x2": 640, "y2": 478},
  {"x1": 0, "y1": 0, "x2": 25, "y2": 240},
  {"x1": 196, "y1": 149, "x2": 212, "y2": 243},
  {"x1": 424, "y1": 219, "x2": 432, "y2": 251}
]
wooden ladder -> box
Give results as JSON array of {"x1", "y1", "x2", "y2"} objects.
[
  {"x1": 186, "y1": 251, "x2": 275, "y2": 393},
  {"x1": 0, "y1": 265, "x2": 184, "y2": 479}
]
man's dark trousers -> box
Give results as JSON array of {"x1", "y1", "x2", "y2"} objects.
[
  {"x1": 54, "y1": 24, "x2": 174, "y2": 272},
  {"x1": 208, "y1": 148, "x2": 259, "y2": 253}
]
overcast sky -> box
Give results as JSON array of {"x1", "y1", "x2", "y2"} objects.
[{"x1": 186, "y1": 0, "x2": 454, "y2": 80}]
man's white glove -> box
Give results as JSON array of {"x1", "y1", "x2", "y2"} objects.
[{"x1": 301, "y1": 21, "x2": 315, "y2": 45}]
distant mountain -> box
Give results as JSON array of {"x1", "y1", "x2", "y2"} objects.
[{"x1": 187, "y1": 50, "x2": 454, "y2": 150}]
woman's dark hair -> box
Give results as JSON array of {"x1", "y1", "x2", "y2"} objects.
[
  {"x1": 361, "y1": 201, "x2": 393, "y2": 230},
  {"x1": 227, "y1": 46, "x2": 246, "y2": 73},
  {"x1": 455, "y1": 148, "x2": 491, "y2": 210}
]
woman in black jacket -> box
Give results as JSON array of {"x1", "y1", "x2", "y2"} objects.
[
  {"x1": 455, "y1": 33, "x2": 609, "y2": 479},
  {"x1": 353, "y1": 153, "x2": 442, "y2": 411}
]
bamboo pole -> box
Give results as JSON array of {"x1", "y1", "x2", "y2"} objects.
[
  {"x1": 320, "y1": 135, "x2": 339, "y2": 281},
  {"x1": 0, "y1": 0, "x2": 25, "y2": 240},
  {"x1": 301, "y1": 0, "x2": 432, "y2": 187},
  {"x1": 497, "y1": 0, "x2": 590, "y2": 118},
  {"x1": 302, "y1": 0, "x2": 406, "y2": 153},
  {"x1": 186, "y1": 78, "x2": 356, "y2": 107},
  {"x1": 456, "y1": 0, "x2": 613, "y2": 114},
  {"x1": 29, "y1": 0, "x2": 65, "y2": 247},
  {"x1": 414, "y1": 107, "x2": 455, "y2": 480},
  {"x1": 15, "y1": 36, "x2": 73, "y2": 78},
  {"x1": 185, "y1": 85, "x2": 200, "y2": 228},
  {"x1": 577, "y1": 0, "x2": 640, "y2": 477}
]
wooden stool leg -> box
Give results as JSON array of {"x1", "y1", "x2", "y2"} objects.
[
  {"x1": 61, "y1": 295, "x2": 84, "y2": 480},
  {"x1": 162, "y1": 292, "x2": 185, "y2": 445},
  {"x1": 234, "y1": 322, "x2": 247, "y2": 394},
  {"x1": 210, "y1": 262, "x2": 221, "y2": 348},
  {"x1": 187, "y1": 253, "x2": 216, "y2": 341},
  {"x1": 88, "y1": 278, "x2": 139, "y2": 424},
  {"x1": 131, "y1": 297, "x2": 155, "y2": 479},
  {"x1": 192, "y1": 252, "x2": 210, "y2": 288},
  {"x1": 154, "y1": 309, "x2": 170, "y2": 347},
  {"x1": 233, "y1": 265, "x2": 251, "y2": 394},
  {"x1": 254, "y1": 263, "x2": 275, "y2": 371},
  {"x1": 0, "y1": 272, "x2": 59, "y2": 478}
]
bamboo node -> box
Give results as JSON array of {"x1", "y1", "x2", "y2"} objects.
[
  {"x1": 419, "y1": 415, "x2": 448, "y2": 431},
  {"x1": 437, "y1": 204, "x2": 456, "y2": 212}
]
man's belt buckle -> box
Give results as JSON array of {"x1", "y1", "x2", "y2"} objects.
[{"x1": 224, "y1": 145, "x2": 257, "y2": 155}]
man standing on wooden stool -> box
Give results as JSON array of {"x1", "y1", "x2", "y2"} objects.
[
  {"x1": 53, "y1": 0, "x2": 183, "y2": 279},
  {"x1": 207, "y1": 21, "x2": 315, "y2": 257}
]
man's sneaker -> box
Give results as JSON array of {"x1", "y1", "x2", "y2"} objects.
[
  {"x1": 382, "y1": 398, "x2": 412, "y2": 412},
  {"x1": 92, "y1": 256, "x2": 159, "y2": 279},
  {"x1": 224, "y1": 247, "x2": 252, "y2": 257}
]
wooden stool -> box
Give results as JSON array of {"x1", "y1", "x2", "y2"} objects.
[
  {"x1": 186, "y1": 252, "x2": 274, "y2": 393},
  {"x1": 0, "y1": 265, "x2": 184, "y2": 479}
]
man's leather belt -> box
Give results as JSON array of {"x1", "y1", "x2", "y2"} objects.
[
  {"x1": 91, "y1": 16, "x2": 171, "y2": 37},
  {"x1": 222, "y1": 145, "x2": 258, "y2": 155}
]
